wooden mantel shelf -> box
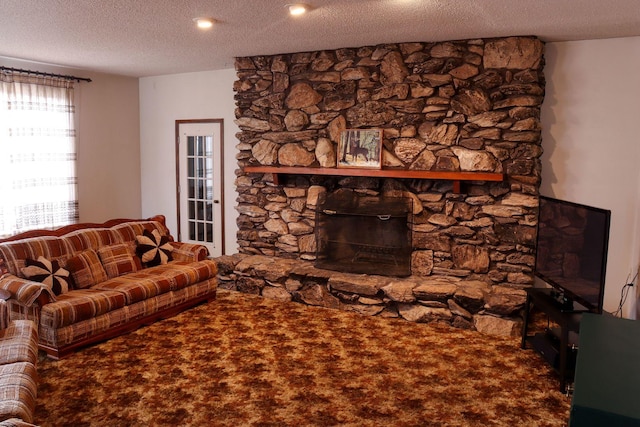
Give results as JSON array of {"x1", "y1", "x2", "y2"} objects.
[{"x1": 243, "y1": 165, "x2": 505, "y2": 193}]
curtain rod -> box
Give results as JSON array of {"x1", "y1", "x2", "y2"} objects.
[{"x1": 0, "y1": 66, "x2": 92, "y2": 83}]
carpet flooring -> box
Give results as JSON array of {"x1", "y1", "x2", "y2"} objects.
[{"x1": 34, "y1": 290, "x2": 570, "y2": 426}]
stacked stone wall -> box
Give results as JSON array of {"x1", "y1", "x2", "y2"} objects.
[{"x1": 232, "y1": 36, "x2": 545, "y2": 330}]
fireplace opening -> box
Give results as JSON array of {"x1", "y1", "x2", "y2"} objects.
[{"x1": 315, "y1": 191, "x2": 413, "y2": 276}]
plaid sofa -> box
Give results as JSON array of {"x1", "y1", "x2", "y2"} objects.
[
  {"x1": 0, "y1": 216, "x2": 217, "y2": 359},
  {"x1": 0, "y1": 320, "x2": 39, "y2": 425}
]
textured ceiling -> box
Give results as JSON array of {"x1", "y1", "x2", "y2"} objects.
[{"x1": 1, "y1": 0, "x2": 639, "y2": 77}]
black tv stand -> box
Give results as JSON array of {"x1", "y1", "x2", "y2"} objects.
[
  {"x1": 521, "y1": 288, "x2": 585, "y2": 393},
  {"x1": 548, "y1": 289, "x2": 580, "y2": 312}
]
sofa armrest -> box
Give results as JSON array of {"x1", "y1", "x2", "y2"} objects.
[
  {"x1": 170, "y1": 242, "x2": 209, "y2": 262},
  {"x1": 0, "y1": 274, "x2": 55, "y2": 307}
]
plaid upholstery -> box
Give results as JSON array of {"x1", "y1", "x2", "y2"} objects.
[
  {"x1": 97, "y1": 243, "x2": 140, "y2": 279},
  {"x1": 65, "y1": 249, "x2": 108, "y2": 289},
  {"x1": 39, "y1": 279, "x2": 216, "y2": 349},
  {"x1": 112, "y1": 220, "x2": 171, "y2": 244},
  {"x1": 0, "y1": 275, "x2": 55, "y2": 307},
  {"x1": 0, "y1": 418, "x2": 39, "y2": 427},
  {"x1": 61, "y1": 228, "x2": 122, "y2": 253},
  {"x1": 0, "y1": 221, "x2": 170, "y2": 279},
  {"x1": 170, "y1": 242, "x2": 209, "y2": 262},
  {"x1": 0, "y1": 362, "x2": 37, "y2": 423},
  {"x1": 0, "y1": 321, "x2": 38, "y2": 366},
  {"x1": 145, "y1": 261, "x2": 218, "y2": 290},
  {"x1": 92, "y1": 260, "x2": 217, "y2": 303},
  {"x1": 39, "y1": 304, "x2": 132, "y2": 348},
  {"x1": 0, "y1": 237, "x2": 70, "y2": 278},
  {"x1": 0, "y1": 217, "x2": 217, "y2": 359},
  {"x1": 92, "y1": 274, "x2": 174, "y2": 305},
  {"x1": 5, "y1": 303, "x2": 39, "y2": 327},
  {"x1": 0, "y1": 302, "x2": 7, "y2": 330},
  {"x1": 40, "y1": 289, "x2": 128, "y2": 329}
]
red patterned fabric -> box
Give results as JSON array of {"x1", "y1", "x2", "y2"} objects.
[
  {"x1": 61, "y1": 229, "x2": 122, "y2": 253},
  {"x1": 38, "y1": 279, "x2": 216, "y2": 349},
  {"x1": 0, "y1": 275, "x2": 55, "y2": 306},
  {"x1": 65, "y1": 249, "x2": 107, "y2": 289},
  {"x1": 40, "y1": 289, "x2": 128, "y2": 329},
  {"x1": 97, "y1": 243, "x2": 140, "y2": 279},
  {"x1": 0, "y1": 362, "x2": 38, "y2": 423},
  {"x1": 142, "y1": 261, "x2": 218, "y2": 290},
  {"x1": 170, "y1": 242, "x2": 209, "y2": 262},
  {"x1": 113, "y1": 220, "x2": 171, "y2": 243},
  {"x1": 0, "y1": 320, "x2": 39, "y2": 366},
  {"x1": 0, "y1": 216, "x2": 218, "y2": 359},
  {"x1": 92, "y1": 273, "x2": 174, "y2": 305},
  {"x1": 0, "y1": 237, "x2": 69, "y2": 277}
]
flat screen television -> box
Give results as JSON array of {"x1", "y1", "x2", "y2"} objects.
[{"x1": 535, "y1": 196, "x2": 611, "y2": 313}]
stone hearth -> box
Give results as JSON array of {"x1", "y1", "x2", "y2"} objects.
[
  {"x1": 232, "y1": 36, "x2": 544, "y2": 334},
  {"x1": 215, "y1": 254, "x2": 527, "y2": 336}
]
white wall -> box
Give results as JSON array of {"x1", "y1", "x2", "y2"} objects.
[
  {"x1": 0, "y1": 57, "x2": 141, "y2": 222},
  {"x1": 541, "y1": 37, "x2": 640, "y2": 318},
  {"x1": 138, "y1": 69, "x2": 239, "y2": 254}
]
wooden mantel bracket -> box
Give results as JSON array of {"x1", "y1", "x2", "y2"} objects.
[{"x1": 243, "y1": 166, "x2": 505, "y2": 193}]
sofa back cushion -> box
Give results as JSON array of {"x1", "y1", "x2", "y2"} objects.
[
  {"x1": 112, "y1": 220, "x2": 172, "y2": 244},
  {"x1": 61, "y1": 228, "x2": 123, "y2": 253},
  {"x1": 0, "y1": 215, "x2": 174, "y2": 283},
  {"x1": 0, "y1": 236, "x2": 71, "y2": 277},
  {"x1": 65, "y1": 249, "x2": 108, "y2": 289},
  {"x1": 97, "y1": 243, "x2": 140, "y2": 279}
]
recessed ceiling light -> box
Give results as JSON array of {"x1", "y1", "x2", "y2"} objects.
[
  {"x1": 193, "y1": 17, "x2": 214, "y2": 29},
  {"x1": 288, "y1": 3, "x2": 310, "y2": 16}
]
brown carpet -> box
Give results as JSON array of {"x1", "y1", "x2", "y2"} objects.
[{"x1": 34, "y1": 290, "x2": 570, "y2": 426}]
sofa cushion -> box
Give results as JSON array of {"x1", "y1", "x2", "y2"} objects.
[
  {"x1": 145, "y1": 261, "x2": 219, "y2": 290},
  {"x1": 91, "y1": 260, "x2": 218, "y2": 304},
  {"x1": 21, "y1": 256, "x2": 71, "y2": 296},
  {"x1": 39, "y1": 289, "x2": 128, "y2": 329},
  {"x1": 65, "y1": 249, "x2": 108, "y2": 289},
  {"x1": 0, "y1": 362, "x2": 38, "y2": 423},
  {"x1": 135, "y1": 229, "x2": 173, "y2": 267},
  {"x1": 97, "y1": 243, "x2": 140, "y2": 279},
  {"x1": 91, "y1": 273, "x2": 174, "y2": 305}
]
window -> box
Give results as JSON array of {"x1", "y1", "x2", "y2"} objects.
[{"x1": 0, "y1": 72, "x2": 78, "y2": 237}]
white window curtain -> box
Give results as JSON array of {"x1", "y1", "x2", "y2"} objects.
[{"x1": 0, "y1": 72, "x2": 79, "y2": 237}]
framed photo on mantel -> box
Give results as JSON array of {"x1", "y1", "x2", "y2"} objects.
[{"x1": 337, "y1": 128, "x2": 383, "y2": 169}]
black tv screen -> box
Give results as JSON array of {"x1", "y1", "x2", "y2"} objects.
[{"x1": 535, "y1": 196, "x2": 611, "y2": 313}]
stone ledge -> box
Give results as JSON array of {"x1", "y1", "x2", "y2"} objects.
[{"x1": 213, "y1": 254, "x2": 527, "y2": 337}]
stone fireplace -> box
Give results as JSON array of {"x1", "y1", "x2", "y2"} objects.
[{"x1": 230, "y1": 36, "x2": 545, "y2": 335}]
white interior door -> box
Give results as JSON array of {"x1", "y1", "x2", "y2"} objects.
[{"x1": 177, "y1": 120, "x2": 224, "y2": 257}]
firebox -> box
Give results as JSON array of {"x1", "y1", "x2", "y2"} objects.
[{"x1": 315, "y1": 191, "x2": 413, "y2": 276}]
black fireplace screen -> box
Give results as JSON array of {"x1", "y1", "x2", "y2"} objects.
[{"x1": 315, "y1": 192, "x2": 413, "y2": 276}]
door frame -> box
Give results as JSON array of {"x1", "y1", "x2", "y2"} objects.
[{"x1": 174, "y1": 118, "x2": 225, "y2": 255}]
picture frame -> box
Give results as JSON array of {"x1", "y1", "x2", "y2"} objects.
[{"x1": 337, "y1": 128, "x2": 383, "y2": 169}]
